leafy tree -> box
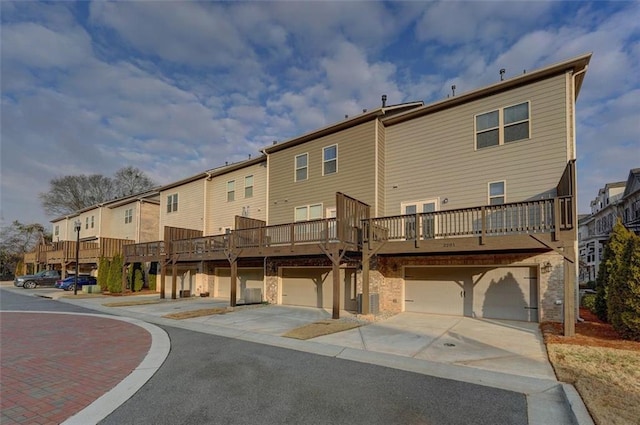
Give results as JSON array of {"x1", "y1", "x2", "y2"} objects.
[
  {"x1": 608, "y1": 230, "x2": 640, "y2": 340},
  {"x1": 39, "y1": 168, "x2": 156, "y2": 216},
  {"x1": 0, "y1": 221, "x2": 49, "y2": 277},
  {"x1": 134, "y1": 269, "x2": 144, "y2": 292},
  {"x1": 107, "y1": 253, "x2": 124, "y2": 293},
  {"x1": 97, "y1": 256, "x2": 110, "y2": 291}
]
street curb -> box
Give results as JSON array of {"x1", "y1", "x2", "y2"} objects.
[{"x1": 561, "y1": 383, "x2": 595, "y2": 425}]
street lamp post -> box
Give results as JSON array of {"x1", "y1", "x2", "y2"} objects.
[{"x1": 74, "y1": 220, "x2": 81, "y2": 295}]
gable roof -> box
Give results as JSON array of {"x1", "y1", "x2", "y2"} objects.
[
  {"x1": 261, "y1": 101, "x2": 424, "y2": 154},
  {"x1": 623, "y1": 168, "x2": 640, "y2": 198},
  {"x1": 382, "y1": 53, "x2": 592, "y2": 126}
]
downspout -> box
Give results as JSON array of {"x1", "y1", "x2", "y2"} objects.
[
  {"x1": 571, "y1": 65, "x2": 588, "y2": 322},
  {"x1": 136, "y1": 200, "x2": 141, "y2": 242}
]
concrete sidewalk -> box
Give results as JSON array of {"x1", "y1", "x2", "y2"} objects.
[{"x1": 5, "y1": 285, "x2": 593, "y2": 424}]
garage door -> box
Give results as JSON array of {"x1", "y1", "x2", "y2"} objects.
[
  {"x1": 404, "y1": 267, "x2": 538, "y2": 322},
  {"x1": 281, "y1": 268, "x2": 357, "y2": 310},
  {"x1": 215, "y1": 268, "x2": 264, "y2": 301}
]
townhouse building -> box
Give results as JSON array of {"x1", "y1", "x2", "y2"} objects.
[
  {"x1": 24, "y1": 190, "x2": 160, "y2": 278},
  {"x1": 124, "y1": 52, "x2": 591, "y2": 335}
]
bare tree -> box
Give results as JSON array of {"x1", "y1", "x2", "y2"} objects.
[
  {"x1": 0, "y1": 221, "x2": 50, "y2": 276},
  {"x1": 113, "y1": 166, "x2": 156, "y2": 198},
  {"x1": 39, "y1": 168, "x2": 156, "y2": 217}
]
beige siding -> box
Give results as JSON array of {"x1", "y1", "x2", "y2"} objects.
[
  {"x1": 268, "y1": 121, "x2": 378, "y2": 224},
  {"x1": 160, "y1": 179, "x2": 205, "y2": 234},
  {"x1": 206, "y1": 162, "x2": 268, "y2": 235},
  {"x1": 139, "y1": 202, "x2": 160, "y2": 242},
  {"x1": 377, "y1": 118, "x2": 386, "y2": 217},
  {"x1": 385, "y1": 73, "x2": 569, "y2": 215},
  {"x1": 103, "y1": 204, "x2": 137, "y2": 241},
  {"x1": 51, "y1": 219, "x2": 68, "y2": 242},
  {"x1": 74, "y1": 208, "x2": 100, "y2": 240}
]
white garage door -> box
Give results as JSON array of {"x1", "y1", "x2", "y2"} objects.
[
  {"x1": 404, "y1": 267, "x2": 538, "y2": 322},
  {"x1": 281, "y1": 268, "x2": 357, "y2": 310},
  {"x1": 215, "y1": 268, "x2": 264, "y2": 301}
]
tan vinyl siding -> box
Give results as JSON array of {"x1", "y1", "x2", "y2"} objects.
[
  {"x1": 385, "y1": 73, "x2": 569, "y2": 215},
  {"x1": 206, "y1": 162, "x2": 268, "y2": 235},
  {"x1": 268, "y1": 121, "x2": 377, "y2": 224},
  {"x1": 74, "y1": 209, "x2": 100, "y2": 240},
  {"x1": 51, "y1": 219, "x2": 68, "y2": 242},
  {"x1": 139, "y1": 202, "x2": 160, "y2": 242},
  {"x1": 377, "y1": 118, "x2": 386, "y2": 217},
  {"x1": 160, "y1": 179, "x2": 205, "y2": 233},
  {"x1": 102, "y1": 204, "x2": 137, "y2": 241}
]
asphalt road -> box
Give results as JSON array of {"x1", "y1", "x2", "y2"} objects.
[{"x1": 1, "y1": 289, "x2": 528, "y2": 425}]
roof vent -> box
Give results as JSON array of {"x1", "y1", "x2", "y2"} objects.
[
  {"x1": 248, "y1": 154, "x2": 251, "y2": 159},
  {"x1": 451, "y1": 85, "x2": 456, "y2": 96},
  {"x1": 345, "y1": 114, "x2": 348, "y2": 119},
  {"x1": 381, "y1": 94, "x2": 387, "y2": 107},
  {"x1": 273, "y1": 140, "x2": 277, "y2": 145},
  {"x1": 500, "y1": 68, "x2": 505, "y2": 81},
  {"x1": 225, "y1": 161, "x2": 228, "y2": 166},
  {"x1": 363, "y1": 109, "x2": 367, "y2": 113}
]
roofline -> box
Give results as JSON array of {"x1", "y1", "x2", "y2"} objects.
[
  {"x1": 50, "y1": 188, "x2": 161, "y2": 222},
  {"x1": 262, "y1": 101, "x2": 424, "y2": 154},
  {"x1": 158, "y1": 155, "x2": 266, "y2": 192},
  {"x1": 382, "y1": 53, "x2": 592, "y2": 127}
]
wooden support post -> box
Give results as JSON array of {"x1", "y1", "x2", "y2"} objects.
[
  {"x1": 480, "y1": 206, "x2": 486, "y2": 245},
  {"x1": 160, "y1": 258, "x2": 166, "y2": 299},
  {"x1": 362, "y1": 252, "x2": 370, "y2": 315},
  {"x1": 171, "y1": 261, "x2": 177, "y2": 300},
  {"x1": 564, "y1": 252, "x2": 576, "y2": 336},
  {"x1": 332, "y1": 254, "x2": 340, "y2": 319},
  {"x1": 230, "y1": 259, "x2": 238, "y2": 307}
]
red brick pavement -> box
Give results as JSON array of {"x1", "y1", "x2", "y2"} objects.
[{"x1": 1, "y1": 312, "x2": 152, "y2": 425}]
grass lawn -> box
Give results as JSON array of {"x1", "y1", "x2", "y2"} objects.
[
  {"x1": 283, "y1": 320, "x2": 361, "y2": 340},
  {"x1": 541, "y1": 309, "x2": 640, "y2": 425}
]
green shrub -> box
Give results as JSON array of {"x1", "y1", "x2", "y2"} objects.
[
  {"x1": 134, "y1": 268, "x2": 144, "y2": 292},
  {"x1": 98, "y1": 257, "x2": 110, "y2": 291},
  {"x1": 148, "y1": 274, "x2": 157, "y2": 291},
  {"x1": 107, "y1": 253, "x2": 123, "y2": 293},
  {"x1": 596, "y1": 221, "x2": 631, "y2": 321},
  {"x1": 609, "y1": 232, "x2": 640, "y2": 340},
  {"x1": 581, "y1": 293, "x2": 596, "y2": 312}
]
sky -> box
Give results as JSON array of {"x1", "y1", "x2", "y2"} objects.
[{"x1": 1, "y1": 1, "x2": 639, "y2": 230}]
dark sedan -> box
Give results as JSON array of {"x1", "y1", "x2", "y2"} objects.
[{"x1": 57, "y1": 276, "x2": 97, "y2": 291}]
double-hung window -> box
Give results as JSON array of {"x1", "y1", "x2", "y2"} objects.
[
  {"x1": 295, "y1": 153, "x2": 308, "y2": 182},
  {"x1": 125, "y1": 208, "x2": 133, "y2": 224},
  {"x1": 488, "y1": 181, "x2": 506, "y2": 205},
  {"x1": 475, "y1": 102, "x2": 530, "y2": 149},
  {"x1": 323, "y1": 145, "x2": 337, "y2": 175},
  {"x1": 227, "y1": 180, "x2": 235, "y2": 202},
  {"x1": 167, "y1": 194, "x2": 178, "y2": 213},
  {"x1": 244, "y1": 175, "x2": 253, "y2": 198},
  {"x1": 54, "y1": 225, "x2": 59, "y2": 237},
  {"x1": 91, "y1": 216, "x2": 95, "y2": 229},
  {"x1": 294, "y1": 204, "x2": 323, "y2": 222},
  {"x1": 85, "y1": 217, "x2": 89, "y2": 229}
]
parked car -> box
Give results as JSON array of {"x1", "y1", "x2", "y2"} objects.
[
  {"x1": 57, "y1": 275, "x2": 97, "y2": 291},
  {"x1": 14, "y1": 270, "x2": 61, "y2": 289}
]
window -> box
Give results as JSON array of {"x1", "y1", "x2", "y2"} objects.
[
  {"x1": 167, "y1": 194, "x2": 178, "y2": 213},
  {"x1": 476, "y1": 102, "x2": 530, "y2": 149},
  {"x1": 54, "y1": 226, "x2": 59, "y2": 236},
  {"x1": 295, "y1": 153, "x2": 308, "y2": 182},
  {"x1": 244, "y1": 175, "x2": 253, "y2": 198},
  {"x1": 91, "y1": 216, "x2": 94, "y2": 229},
  {"x1": 294, "y1": 203, "x2": 323, "y2": 221},
  {"x1": 323, "y1": 145, "x2": 337, "y2": 175},
  {"x1": 489, "y1": 181, "x2": 506, "y2": 205},
  {"x1": 125, "y1": 208, "x2": 133, "y2": 224},
  {"x1": 227, "y1": 180, "x2": 235, "y2": 202},
  {"x1": 85, "y1": 217, "x2": 89, "y2": 229}
]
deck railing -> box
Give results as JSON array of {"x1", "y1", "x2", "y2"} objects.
[
  {"x1": 173, "y1": 235, "x2": 227, "y2": 255},
  {"x1": 123, "y1": 241, "x2": 165, "y2": 258},
  {"x1": 363, "y1": 198, "x2": 558, "y2": 243}
]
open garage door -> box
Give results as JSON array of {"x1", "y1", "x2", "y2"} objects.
[
  {"x1": 404, "y1": 267, "x2": 538, "y2": 322},
  {"x1": 281, "y1": 268, "x2": 357, "y2": 311},
  {"x1": 215, "y1": 268, "x2": 264, "y2": 302}
]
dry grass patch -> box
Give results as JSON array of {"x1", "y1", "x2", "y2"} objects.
[
  {"x1": 163, "y1": 308, "x2": 228, "y2": 320},
  {"x1": 103, "y1": 299, "x2": 161, "y2": 307},
  {"x1": 59, "y1": 294, "x2": 106, "y2": 299},
  {"x1": 547, "y1": 344, "x2": 640, "y2": 425},
  {"x1": 283, "y1": 320, "x2": 361, "y2": 340},
  {"x1": 543, "y1": 309, "x2": 640, "y2": 425}
]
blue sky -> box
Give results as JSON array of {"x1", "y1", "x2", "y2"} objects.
[{"x1": 1, "y1": 1, "x2": 639, "y2": 229}]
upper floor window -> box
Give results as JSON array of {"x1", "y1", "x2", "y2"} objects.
[
  {"x1": 488, "y1": 181, "x2": 506, "y2": 205},
  {"x1": 54, "y1": 225, "x2": 59, "y2": 236},
  {"x1": 244, "y1": 175, "x2": 253, "y2": 198},
  {"x1": 85, "y1": 217, "x2": 89, "y2": 229},
  {"x1": 167, "y1": 193, "x2": 178, "y2": 213},
  {"x1": 227, "y1": 180, "x2": 235, "y2": 202},
  {"x1": 295, "y1": 153, "x2": 308, "y2": 182},
  {"x1": 295, "y1": 203, "x2": 323, "y2": 221},
  {"x1": 125, "y1": 208, "x2": 133, "y2": 224},
  {"x1": 323, "y1": 145, "x2": 337, "y2": 175},
  {"x1": 91, "y1": 215, "x2": 95, "y2": 229},
  {"x1": 475, "y1": 102, "x2": 530, "y2": 149}
]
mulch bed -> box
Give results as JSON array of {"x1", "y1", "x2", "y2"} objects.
[{"x1": 541, "y1": 308, "x2": 640, "y2": 352}]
